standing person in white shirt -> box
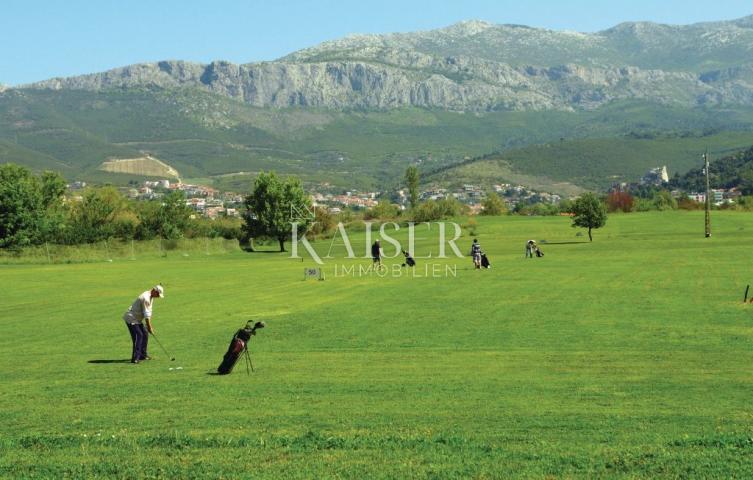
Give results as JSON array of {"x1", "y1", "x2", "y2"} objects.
[{"x1": 123, "y1": 285, "x2": 164, "y2": 364}]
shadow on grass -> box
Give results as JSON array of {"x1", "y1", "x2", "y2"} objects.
[
  {"x1": 87, "y1": 359, "x2": 132, "y2": 364},
  {"x1": 538, "y1": 241, "x2": 589, "y2": 245},
  {"x1": 241, "y1": 246, "x2": 285, "y2": 254}
]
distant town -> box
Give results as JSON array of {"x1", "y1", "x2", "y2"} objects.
[{"x1": 64, "y1": 162, "x2": 740, "y2": 220}]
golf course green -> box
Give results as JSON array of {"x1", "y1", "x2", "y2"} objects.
[{"x1": 2, "y1": 211, "x2": 752, "y2": 478}]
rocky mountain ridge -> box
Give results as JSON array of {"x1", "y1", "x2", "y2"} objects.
[{"x1": 16, "y1": 15, "x2": 753, "y2": 112}]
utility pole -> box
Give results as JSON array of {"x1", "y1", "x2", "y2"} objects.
[{"x1": 704, "y1": 150, "x2": 711, "y2": 238}]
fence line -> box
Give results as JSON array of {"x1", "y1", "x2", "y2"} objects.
[{"x1": 0, "y1": 238, "x2": 242, "y2": 265}]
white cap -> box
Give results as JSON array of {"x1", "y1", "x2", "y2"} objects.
[{"x1": 154, "y1": 285, "x2": 164, "y2": 298}]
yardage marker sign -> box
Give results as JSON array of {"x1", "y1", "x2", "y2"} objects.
[{"x1": 303, "y1": 267, "x2": 324, "y2": 281}]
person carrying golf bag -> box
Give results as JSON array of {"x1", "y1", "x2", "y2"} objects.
[
  {"x1": 122, "y1": 285, "x2": 164, "y2": 364},
  {"x1": 470, "y1": 239, "x2": 482, "y2": 269},
  {"x1": 217, "y1": 321, "x2": 265, "y2": 375}
]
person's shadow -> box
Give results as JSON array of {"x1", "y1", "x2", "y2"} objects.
[{"x1": 87, "y1": 359, "x2": 132, "y2": 364}]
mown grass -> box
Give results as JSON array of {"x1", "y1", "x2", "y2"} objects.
[{"x1": 1, "y1": 212, "x2": 753, "y2": 478}]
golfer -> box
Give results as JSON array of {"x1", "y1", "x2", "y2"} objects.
[
  {"x1": 525, "y1": 240, "x2": 537, "y2": 258},
  {"x1": 123, "y1": 285, "x2": 164, "y2": 364},
  {"x1": 371, "y1": 239, "x2": 382, "y2": 265},
  {"x1": 470, "y1": 239, "x2": 482, "y2": 269}
]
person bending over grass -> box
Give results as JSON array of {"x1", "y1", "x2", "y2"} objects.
[
  {"x1": 122, "y1": 285, "x2": 164, "y2": 364},
  {"x1": 525, "y1": 240, "x2": 537, "y2": 258}
]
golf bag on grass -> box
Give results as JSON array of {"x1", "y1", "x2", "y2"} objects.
[
  {"x1": 217, "y1": 321, "x2": 265, "y2": 375},
  {"x1": 402, "y1": 250, "x2": 416, "y2": 267},
  {"x1": 535, "y1": 248, "x2": 544, "y2": 257},
  {"x1": 481, "y1": 253, "x2": 491, "y2": 269}
]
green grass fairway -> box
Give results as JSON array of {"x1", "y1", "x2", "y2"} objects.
[{"x1": 2, "y1": 212, "x2": 753, "y2": 478}]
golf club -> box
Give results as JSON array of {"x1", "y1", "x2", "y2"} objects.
[{"x1": 150, "y1": 333, "x2": 175, "y2": 361}]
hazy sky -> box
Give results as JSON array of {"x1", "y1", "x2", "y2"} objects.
[{"x1": 1, "y1": 0, "x2": 751, "y2": 85}]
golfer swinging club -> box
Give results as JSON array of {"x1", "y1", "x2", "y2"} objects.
[{"x1": 122, "y1": 285, "x2": 164, "y2": 364}]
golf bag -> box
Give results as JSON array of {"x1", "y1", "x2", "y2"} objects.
[
  {"x1": 217, "y1": 321, "x2": 265, "y2": 375},
  {"x1": 481, "y1": 253, "x2": 491, "y2": 269},
  {"x1": 535, "y1": 248, "x2": 544, "y2": 258},
  {"x1": 402, "y1": 251, "x2": 416, "y2": 267}
]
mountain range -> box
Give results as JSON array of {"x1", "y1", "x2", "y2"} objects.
[{"x1": 3, "y1": 15, "x2": 753, "y2": 192}]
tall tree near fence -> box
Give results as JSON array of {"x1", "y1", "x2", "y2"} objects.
[
  {"x1": 405, "y1": 165, "x2": 420, "y2": 210},
  {"x1": 0, "y1": 164, "x2": 66, "y2": 248},
  {"x1": 243, "y1": 172, "x2": 312, "y2": 252}
]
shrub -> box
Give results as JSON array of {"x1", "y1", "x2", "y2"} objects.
[
  {"x1": 606, "y1": 191, "x2": 634, "y2": 213},
  {"x1": 481, "y1": 192, "x2": 506, "y2": 216},
  {"x1": 364, "y1": 201, "x2": 400, "y2": 220},
  {"x1": 412, "y1": 198, "x2": 465, "y2": 222}
]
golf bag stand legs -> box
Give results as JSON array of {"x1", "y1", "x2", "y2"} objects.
[
  {"x1": 242, "y1": 347, "x2": 255, "y2": 375},
  {"x1": 217, "y1": 321, "x2": 265, "y2": 375}
]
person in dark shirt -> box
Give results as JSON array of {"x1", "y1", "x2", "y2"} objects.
[
  {"x1": 371, "y1": 239, "x2": 382, "y2": 265},
  {"x1": 470, "y1": 239, "x2": 482, "y2": 269}
]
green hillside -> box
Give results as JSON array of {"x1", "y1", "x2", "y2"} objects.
[
  {"x1": 671, "y1": 145, "x2": 753, "y2": 193},
  {"x1": 428, "y1": 131, "x2": 753, "y2": 192},
  {"x1": 3, "y1": 87, "x2": 753, "y2": 191}
]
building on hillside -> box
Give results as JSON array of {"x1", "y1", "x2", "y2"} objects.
[
  {"x1": 205, "y1": 207, "x2": 224, "y2": 219},
  {"x1": 641, "y1": 166, "x2": 669, "y2": 185},
  {"x1": 725, "y1": 189, "x2": 742, "y2": 201},
  {"x1": 186, "y1": 198, "x2": 206, "y2": 212}
]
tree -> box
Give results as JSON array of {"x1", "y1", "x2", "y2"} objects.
[
  {"x1": 40, "y1": 171, "x2": 66, "y2": 209},
  {"x1": 606, "y1": 191, "x2": 634, "y2": 213},
  {"x1": 136, "y1": 190, "x2": 192, "y2": 240},
  {"x1": 365, "y1": 200, "x2": 400, "y2": 220},
  {"x1": 412, "y1": 197, "x2": 465, "y2": 222},
  {"x1": 306, "y1": 206, "x2": 336, "y2": 238},
  {"x1": 571, "y1": 192, "x2": 607, "y2": 241},
  {"x1": 651, "y1": 190, "x2": 678, "y2": 211},
  {"x1": 39, "y1": 171, "x2": 69, "y2": 242},
  {"x1": 559, "y1": 198, "x2": 575, "y2": 214},
  {"x1": 242, "y1": 172, "x2": 312, "y2": 252},
  {"x1": 405, "y1": 165, "x2": 420, "y2": 209},
  {"x1": 0, "y1": 166, "x2": 67, "y2": 248},
  {"x1": 0, "y1": 164, "x2": 44, "y2": 248},
  {"x1": 67, "y1": 186, "x2": 131, "y2": 243},
  {"x1": 481, "y1": 192, "x2": 506, "y2": 216}
]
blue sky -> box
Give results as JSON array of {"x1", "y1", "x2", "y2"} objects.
[{"x1": 1, "y1": 0, "x2": 751, "y2": 86}]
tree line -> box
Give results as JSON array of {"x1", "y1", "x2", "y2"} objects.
[{"x1": 0, "y1": 164, "x2": 240, "y2": 250}]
